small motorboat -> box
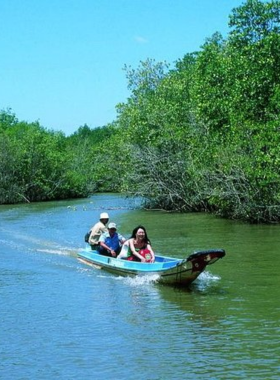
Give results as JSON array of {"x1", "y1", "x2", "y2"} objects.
[{"x1": 77, "y1": 248, "x2": 226, "y2": 287}]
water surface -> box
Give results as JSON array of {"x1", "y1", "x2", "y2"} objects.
[{"x1": 1, "y1": 194, "x2": 280, "y2": 379}]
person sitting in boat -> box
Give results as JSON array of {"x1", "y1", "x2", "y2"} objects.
[
  {"x1": 117, "y1": 225, "x2": 155, "y2": 263},
  {"x1": 88, "y1": 212, "x2": 109, "y2": 250},
  {"x1": 98, "y1": 222, "x2": 126, "y2": 257}
]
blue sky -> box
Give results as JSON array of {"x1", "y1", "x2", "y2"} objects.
[{"x1": 0, "y1": 0, "x2": 244, "y2": 135}]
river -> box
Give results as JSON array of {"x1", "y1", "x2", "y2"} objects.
[{"x1": 1, "y1": 194, "x2": 280, "y2": 379}]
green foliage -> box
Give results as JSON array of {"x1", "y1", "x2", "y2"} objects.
[
  {"x1": 191, "y1": 32, "x2": 229, "y2": 130},
  {"x1": 229, "y1": 0, "x2": 280, "y2": 46},
  {"x1": 2, "y1": 0, "x2": 280, "y2": 223},
  {"x1": 0, "y1": 108, "x2": 18, "y2": 129},
  {"x1": 0, "y1": 110, "x2": 94, "y2": 203},
  {"x1": 114, "y1": 0, "x2": 280, "y2": 223}
]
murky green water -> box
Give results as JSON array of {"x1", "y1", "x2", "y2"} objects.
[{"x1": 1, "y1": 194, "x2": 280, "y2": 379}]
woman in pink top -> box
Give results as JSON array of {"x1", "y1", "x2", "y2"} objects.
[{"x1": 117, "y1": 225, "x2": 155, "y2": 263}]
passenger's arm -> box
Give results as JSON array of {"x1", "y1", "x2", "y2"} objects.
[{"x1": 147, "y1": 244, "x2": 155, "y2": 263}]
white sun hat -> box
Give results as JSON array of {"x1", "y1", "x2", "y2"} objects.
[
  {"x1": 108, "y1": 222, "x2": 117, "y2": 229},
  {"x1": 100, "y1": 212, "x2": 109, "y2": 219}
]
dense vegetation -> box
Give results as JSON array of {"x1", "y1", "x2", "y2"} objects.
[{"x1": 1, "y1": 0, "x2": 280, "y2": 223}]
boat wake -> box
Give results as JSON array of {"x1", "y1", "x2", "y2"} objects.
[
  {"x1": 193, "y1": 271, "x2": 221, "y2": 291},
  {"x1": 36, "y1": 247, "x2": 76, "y2": 256},
  {"x1": 1, "y1": 226, "x2": 79, "y2": 258},
  {"x1": 97, "y1": 270, "x2": 221, "y2": 290},
  {"x1": 113, "y1": 274, "x2": 161, "y2": 287},
  {"x1": 199, "y1": 271, "x2": 221, "y2": 282}
]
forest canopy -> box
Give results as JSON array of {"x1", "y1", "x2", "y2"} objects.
[{"x1": 1, "y1": 0, "x2": 280, "y2": 223}]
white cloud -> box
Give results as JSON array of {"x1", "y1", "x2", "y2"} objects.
[{"x1": 134, "y1": 35, "x2": 148, "y2": 44}]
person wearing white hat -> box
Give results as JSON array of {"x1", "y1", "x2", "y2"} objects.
[
  {"x1": 98, "y1": 222, "x2": 126, "y2": 257},
  {"x1": 88, "y1": 212, "x2": 110, "y2": 250}
]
